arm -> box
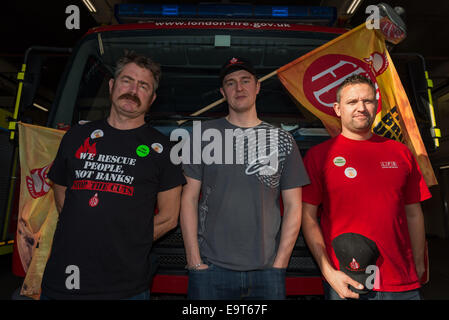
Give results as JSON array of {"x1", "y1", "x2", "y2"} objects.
[
  {"x1": 273, "y1": 187, "x2": 302, "y2": 268},
  {"x1": 153, "y1": 185, "x2": 182, "y2": 241},
  {"x1": 53, "y1": 183, "x2": 67, "y2": 214},
  {"x1": 302, "y1": 202, "x2": 363, "y2": 299},
  {"x1": 180, "y1": 176, "x2": 208, "y2": 270},
  {"x1": 405, "y1": 202, "x2": 426, "y2": 281}
]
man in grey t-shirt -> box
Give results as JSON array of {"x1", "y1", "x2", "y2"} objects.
[{"x1": 180, "y1": 57, "x2": 310, "y2": 300}]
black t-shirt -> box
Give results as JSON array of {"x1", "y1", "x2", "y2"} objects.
[{"x1": 41, "y1": 119, "x2": 186, "y2": 299}]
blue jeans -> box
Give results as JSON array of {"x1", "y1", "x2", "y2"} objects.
[
  {"x1": 188, "y1": 262, "x2": 286, "y2": 300},
  {"x1": 323, "y1": 282, "x2": 422, "y2": 300}
]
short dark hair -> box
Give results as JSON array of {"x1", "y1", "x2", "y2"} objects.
[
  {"x1": 114, "y1": 50, "x2": 161, "y2": 90},
  {"x1": 336, "y1": 74, "x2": 376, "y2": 103}
]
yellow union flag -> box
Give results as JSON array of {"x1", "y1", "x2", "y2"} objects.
[
  {"x1": 17, "y1": 122, "x2": 65, "y2": 299},
  {"x1": 277, "y1": 23, "x2": 437, "y2": 187}
]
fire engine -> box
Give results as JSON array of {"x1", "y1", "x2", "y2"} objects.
[{"x1": 1, "y1": 3, "x2": 438, "y2": 298}]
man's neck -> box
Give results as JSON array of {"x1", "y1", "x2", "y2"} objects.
[
  {"x1": 340, "y1": 128, "x2": 373, "y2": 141},
  {"x1": 226, "y1": 108, "x2": 261, "y2": 128},
  {"x1": 107, "y1": 110, "x2": 145, "y2": 130}
]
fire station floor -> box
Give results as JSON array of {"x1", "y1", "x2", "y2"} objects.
[{"x1": 1, "y1": 236, "x2": 448, "y2": 300}]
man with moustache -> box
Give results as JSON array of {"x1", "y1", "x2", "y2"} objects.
[
  {"x1": 40, "y1": 52, "x2": 186, "y2": 299},
  {"x1": 180, "y1": 57, "x2": 309, "y2": 299},
  {"x1": 301, "y1": 74, "x2": 431, "y2": 300}
]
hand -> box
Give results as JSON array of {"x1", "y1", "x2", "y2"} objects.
[
  {"x1": 416, "y1": 262, "x2": 426, "y2": 283},
  {"x1": 326, "y1": 270, "x2": 364, "y2": 299},
  {"x1": 195, "y1": 263, "x2": 209, "y2": 270}
]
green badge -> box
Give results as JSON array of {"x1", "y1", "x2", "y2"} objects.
[
  {"x1": 136, "y1": 145, "x2": 150, "y2": 157},
  {"x1": 333, "y1": 156, "x2": 346, "y2": 167}
]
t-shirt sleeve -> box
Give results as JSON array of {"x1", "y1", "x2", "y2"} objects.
[
  {"x1": 48, "y1": 131, "x2": 70, "y2": 187},
  {"x1": 280, "y1": 133, "x2": 310, "y2": 190},
  {"x1": 301, "y1": 147, "x2": 323, "y2": 206},
  {"x1": 158, "y1": 141, "x2": 187, "y2": 192},
  {"x1": 182, "y1": 163, "x2": 203, "y2": 181},
  {"x1": 404, "y1": 149, "x2": 432, "y2": 204}
]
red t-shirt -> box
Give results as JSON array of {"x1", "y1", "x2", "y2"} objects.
[{"x1": 302, "y1": 134, "x2": 431, "y2": 292}]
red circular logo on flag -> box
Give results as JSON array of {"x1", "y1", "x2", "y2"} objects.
[
  {"x1": 303, "y1": 54, "x2": 381, "y2": 117},
  {"x1": 89, "y1": 193, "x2": 99, "y2": 207}
]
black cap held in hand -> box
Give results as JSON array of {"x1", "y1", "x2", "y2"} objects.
[
  {"x1": 219, "y1": 57, "x2": 257, "y2": 84},
  {"x1": 332, "y1": 233, "x2": 380, "y2": 294}
]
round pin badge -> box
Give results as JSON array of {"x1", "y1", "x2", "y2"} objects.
[
  {"x1": 333, "y1": 156, "x2": 346, "y2": 167},
  {"x1": 344, "y1": 167, "x2": 357, "y2": 179},
  {"x1": 151, "y1": 143, "x2": 163, "y2": 154},
  {"x1": 136, "y1": 145, "x2": 150, "y2": 157},
  {"x1": 90, "y1": 129, "x2": 104, "y2": 139},
  {"x1": 89, "y1": 193, "x2": 99, "y2": 207}
]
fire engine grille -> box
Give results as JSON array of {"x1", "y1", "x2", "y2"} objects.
[{"x1": 152, "y1": 227, "x2": 320, "y2": 277}]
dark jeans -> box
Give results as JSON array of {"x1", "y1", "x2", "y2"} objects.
[
  {"x1": 323, "y1": 281, "x2": 422, "y2": 300},
  {"x1": 39, "y1": 290, "x2": 150, "y2": 300},
  {"x1": 123, "y1": 290, "x2": 150, "y2": 300},
  {"x1": 188, "y1": 262, "x2": 286, "y2": 300}
]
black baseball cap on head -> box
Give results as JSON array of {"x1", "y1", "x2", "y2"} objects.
[
  {"x1": 332, "y1": 233, "x2": 380, "y2": 294},
  {"x1": 219, "y1": 57, "x2": 257, "y2": 84}
]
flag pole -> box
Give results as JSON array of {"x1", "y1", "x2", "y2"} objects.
[{"x1": 176, "y1": 70, "x2": 278, "y2": 125}]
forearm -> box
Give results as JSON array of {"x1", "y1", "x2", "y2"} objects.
[
  {"x1": 154, "y1": 186, "x2": 182, "y2": 241},
  {"x1": 180, "y1": 197, "x2": 202, "y2": 266},
  {"x1": 302, "y1": 205, "x2": 335, "y2": 281},
  {"x1": 153, "y1": 210, "x2": 179, "y2": 241},
  {"x1": 405, "y1": 203, "x2": 426, "y2": 273},
  {"x1": 303, "y1": 210, "x2": 364, "y2": 298},
  {"x1": 273, "y1": 204, "x2": 301, "y2": 268},
  {"x1": 53, "y1": 183, "x2": 67, "y2": 214}
]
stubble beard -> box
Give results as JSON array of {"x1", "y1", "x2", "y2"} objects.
[{"x1": 349, "y1": 114, "x2": 375, "y2": 133}]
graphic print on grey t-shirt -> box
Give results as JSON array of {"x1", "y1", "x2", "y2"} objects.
[{"x1": 234, "y1": 122, "x2": 293, "y2": 189}]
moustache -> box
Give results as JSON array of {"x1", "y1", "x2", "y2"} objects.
[
  {"x1": 118, "y1": 93, "x2": 141, "y2": 106},
  {"x1": 354, "y1": 111, "x2": 372, "y2": 118}
]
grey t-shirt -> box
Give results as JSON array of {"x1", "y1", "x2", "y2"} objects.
[{"x1": 182, "y1": 118, "x2": 309, "y2": 271}]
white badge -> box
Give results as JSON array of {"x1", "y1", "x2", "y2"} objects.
[
  {"x1": 90, "y1": 129, "x2": 104, "y2": 139},
  {"x1": 344, "y1": 167, "x2": 357, "y2": 179},
  {"x1": 151, "y1": 143, "x2": 163, "y2": 153}
]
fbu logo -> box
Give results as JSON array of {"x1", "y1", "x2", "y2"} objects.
[
  {"x1": 303, "y1": 54, "x2": 382, "y2": 117},
  {"x1": 26, "y1": 164, "x2": 52, "y2": 199}
]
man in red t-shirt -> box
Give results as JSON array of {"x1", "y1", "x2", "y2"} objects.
[{"x1": 302, "y1": 74, "x2": 431, "y2": 300}]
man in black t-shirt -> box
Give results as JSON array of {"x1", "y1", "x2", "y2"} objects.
[{"x1": 40, "y1": 52, "x2": 186, "y2": 300}]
